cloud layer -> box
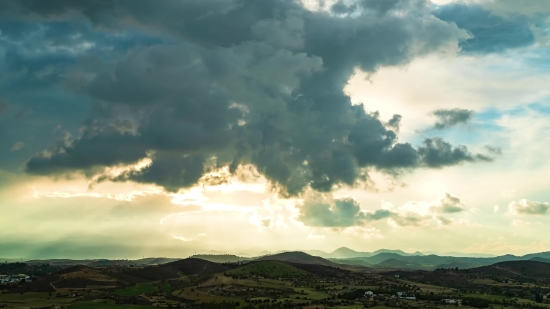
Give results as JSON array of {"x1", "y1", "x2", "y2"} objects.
[{"x1": 0, "y1": 0, "x2": 496, "y2": 195}]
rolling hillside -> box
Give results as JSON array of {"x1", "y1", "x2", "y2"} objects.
[
  {"x1": 374, "y1": 258, "x2": 429, "y2": 270},
  {"x1": 308, "y1": 247, "x2": 418, "y2": 259},
  {"x1": 473, "y1": 260, "x2": 550, "y2": 279},
  {"x1": 225, "y1": 261, "x2": 309, "y2": 278},
  {"x1": 256, "y1": 251, "x2": 337, "y2": 266},
  {"x1": 331, "y1": 250, "x2": 550, "y2": 270},
  {"x1": 190, "y1": 254, "x2": 251, "y2": 263}
]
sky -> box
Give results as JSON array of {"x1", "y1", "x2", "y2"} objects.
[{"x1": 0, "y1": 0, "x2": 549, "y2": 259}]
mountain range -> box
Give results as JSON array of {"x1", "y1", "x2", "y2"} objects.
[
  {"x1": 20, "y1": 248, "x2": 550, "y2": 271},
  {"x1": 329, "y1": 251, "x2": 550, "y2": 270},
  {"x1": 306, "y1": 247, "x2": 417, "y2": 259},
  {"x1": 305, "y1": 247, "x2": 495, "y2": 259}
]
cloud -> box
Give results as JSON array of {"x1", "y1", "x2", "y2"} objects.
[
  {"x1": 389, "y1": 212, "x2": 431, "y2": 227},
  {"x1": 434, "y1": 3, "x2": 536, "y2": 53},
  {"x1": 297, "y1": 192, "x2": 466, "y2": 228},
  {"x1": 494, "y1": 205, "x2": 500, "y2": 213},
  {"x1": 172, "y1": 235, "x2": 192, "y2": 242},
  {"x1": 307, "y1": 233, "x2": 325, "y2": 239},
  {"x1": 508, "y1": 199, "x2": 550, "y2": 215},
  {"x1": 296, "y1": 192, "x2": 403, "y2": 228},
  {"x1": 297, "y1": 196, "x2": 371, "y2": 228},
  {"x1": 430, "y1": 192, "x2": 465, "y2": 213},
  {"x1": 477, "y1": 0, "x2": 550, "y2": 18},
  {"x1": 14, "y1": 107, "x2": 31, "y2": 119},
  {"x1": 431, "y1": 108, "x2": 474, "y2": 129},
  {"x1": 435, "y1": 216, "x2": 481, "y2": 228},
  {"x1": 417, "y1": 138, "x2": 492, "y2": 168},
  {"x1": 8, "y1": 0, "x2": 492, "y2": 195},
  {"x1": 0, "y1": 99, "x2": 8, "y2": 114},
  {"x1": 511, "y1": 219, "x2": 531, "y2": 227},
  {"x1": 10, "y1": 141, "x2": 24, "y2": 152}
]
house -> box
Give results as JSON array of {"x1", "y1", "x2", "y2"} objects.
[
  {"x1": 0, "y1": 274, "x2": 31, "y2": 284},
  {"x1": 397, "y1": 292, "x2": 416, "y2": 300},
  {"x1": 364, "y1": 291, "x2": 375, "y2": 298},
  {"x1": 394, "y1": 275, "x2": 400, "y2": 278},
  {"x1": 442, "y1": 299, "x2": 462, "y2": 304}
]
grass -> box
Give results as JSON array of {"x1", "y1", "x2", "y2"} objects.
[
  {"x1": 460, "y1": 292, "x2": 550, "y2": 307},
  {"x1": 0, "y1": 292, "x2": 75, "y2": 308},
  {"x1": 69, "y1": 299, "x2": 155, "y2": 309},
  {"x1": 114, "y1": 283, "x2": 158, "y2": 296},
  {"x1": 160, "y1": 281, "x2": 172, "y2": 293},
  {"x1": 202, "y1": 275, "x2": 293, "y2": 289},
  {"x1": 292, "y1": 287, "x2": 329, "y2": 300},
  {"x1": 176, "y1": 286, "x2": 243, "y2": 304},
  {"x1": 226, "y1": 261, "x2": 309, "y2": 278}
]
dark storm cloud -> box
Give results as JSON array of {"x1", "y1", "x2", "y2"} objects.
[
  {"x1": 434, "y1": 3, "x2": 536, "y2": 53},
  {"x1": 12, "y1": 0, "x2": 494, "y2": 195},
  {"x1": 417, "y1": 138, "x2": 491, "y2": 168},
  {"x1": 431, "y1": 108, "x2": 474, "y2": 130}
]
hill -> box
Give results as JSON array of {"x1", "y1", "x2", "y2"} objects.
[
  {"x1": 25, "y1": 257, "x2": 179, "y2": 267},
  {"x1": 286, "y1": 262, "x2": 356, "y2": 277},
  {"x1": 190, "y1": 254, "x2": 251, "y2": 263},
  {"x1": 327, "y1": 247, "x2": 369, "y2": 259},
  {"x1": 0, "y1": 262, "x2": 60, "y2": 277},
  {"x1": 7, "y1": 258, "x2": 230, "y2": 294},
  {"x1": 225, "y1": 261, "x2": 309, "y2": 278},
  {"x1": 473, "y1": 260, "x2": 550, "y2": 280},
  {"x1": 374, "y1": 258, "x2": 429, "y2": 270},
  {"x1": 331, "y1": 250, "x2": 550, "y2": 270},
  {"x1": 529, "y1": 257, "x2": 550, "y2": 263},
  {"x1": 311, "y1": 247, "x2": 418, "y2": 259},
  {"x1": 159, "y1": 258, "x2": 229, "y2": 276},
  {"x1": 9, "y1": 265, "x2": 131, "y2": 293},
  {"x1": 256, "y1": 251, "x2": 337, "y2": 266}
]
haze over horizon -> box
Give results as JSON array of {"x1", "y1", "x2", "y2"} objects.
[{"x1": 1, "y1": 0, "x2": 550, "y2": 260}]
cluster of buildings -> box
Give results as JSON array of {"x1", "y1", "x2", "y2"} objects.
[
  {"x1": 396, "y1": 292, "x2": 416, "y2": 300},
  {"x1": 362, "y1": 291, "x2": 417, "y2": 300},
  {"x1": 0, "y1": 274, "x2": 32, "y2": 284},
  {"x1": 442, "y1": 299, "x2": 462, "y2": 304}
]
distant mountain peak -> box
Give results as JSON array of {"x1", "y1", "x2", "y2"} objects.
[{"x1": 332, "y1": 247, "x2": 358, "y2": 253}]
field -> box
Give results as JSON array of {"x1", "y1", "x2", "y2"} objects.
[
  {"x1": 114, "y1": 283, "x2": 159, "y2": 296},
  {"x1": 69, "y1": 300, "x2": 156, "y2": 309},
  {"x1": 0, "y1": 292, "x2": 75, "y2": 308}
]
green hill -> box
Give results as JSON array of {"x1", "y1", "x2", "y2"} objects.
[
  {"x1": 225, "y1": 260, "x2": 309, "y2": 278},
  {"x1": 474, "y1": 260, "x2": 550, "y2": 279},
  {"x1": 375, "y1": 258, "x2": 431, "y2": 270},
  {"x1": 256, "y1": 251, "x2": 337, "y2": 266},
  {"x1": 190, "y1": 254, "x2": 251, "y2": 263}
]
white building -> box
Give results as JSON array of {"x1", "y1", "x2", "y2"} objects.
[
  {"x1": 397, "y1": 292, "x2": 416, "y2": 300},
  {"x1": 364, "y1": 291, "x2": 375, "y2": 298},
  {"x1": 0, "y1": 274, "x2": 31, "y2": 284},
  {"x1": 442, "y1": 299, "x2": 462, "y2": 304}
]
